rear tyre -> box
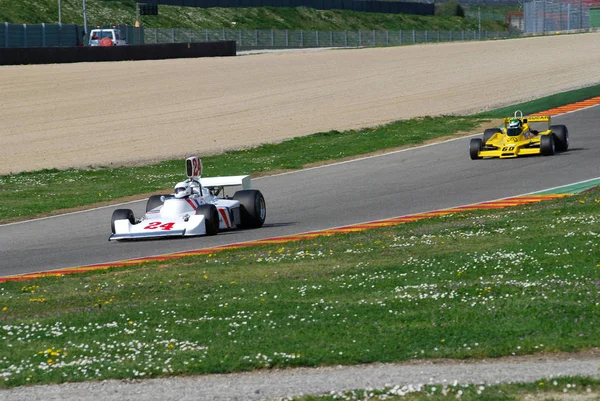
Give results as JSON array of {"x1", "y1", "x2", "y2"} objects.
[
  {"x1": 550, "y1": 125, "x2": 569, "y2": 152},
  {"x1": 233, "y1": 189, "x2": 267, "y2": 229},
  {"x1": 483, "y1": 128, "x2": 501, "y2": 147},
  {"x1": 195, "y1": 204, "x2": 219, "y2": 236},
  {"x1": 540, "y1": 134, "x2": 556, "y2": 156},
  {"x1": 146, "y1": 195, "x2": 168, "y2": 212},
  {"x1": 111, "y1": 209, "x2": 135, "y2": 234},
  {"x1": 470, "y1": 138, "x2": 483, "y2": 160}
]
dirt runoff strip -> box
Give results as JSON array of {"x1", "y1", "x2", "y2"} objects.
[
  {"x1": 1, "y1": 351, "x2": 599, "y2": 401},
  {"x1": 1, "y1": 32, "x2": 600, "y2": 175}
]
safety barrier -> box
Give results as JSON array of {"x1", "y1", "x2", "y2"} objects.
[{"x1": 0, "y1": 41, "x2": 235, "y2": 65}]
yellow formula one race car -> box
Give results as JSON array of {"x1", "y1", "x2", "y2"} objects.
[{"x1": 470, "y1": 110, "x2": 569, "y2": 160}]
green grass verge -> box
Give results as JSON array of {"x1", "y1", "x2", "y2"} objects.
[
  {"x1": 1, "y1": 187, "x2": 598, "y2": 388},
  {"x1": 2, "y1": 84, "x2": 600, "y2": 223},
  {"x1": 292, "y1": 377, "x2": 600, "y2": 400},
  {"x1": 0, "y1": 116, "x2": 486, "y2": 222},
  {"x1": 0, "y1": 0, "x2": 507, "y2": 31},
  {"x1": 475, "y1": 83, "x2": 600, "y2": 118}
]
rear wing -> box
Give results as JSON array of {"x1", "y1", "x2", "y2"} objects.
[
  {"x1": 503, "y1": 114, "x2": 551, "y2": 126},
  {"x1": 200, "y1": 175, "x2": 250, "y2": 189},
  {"x1": 523, "y1": 115, "x2": 551, "y2": 124},
  {"x1": 200, "y1": 175, "x2": 251, "y2": 197}
]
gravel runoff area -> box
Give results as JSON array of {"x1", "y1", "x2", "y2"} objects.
[
  {"x1": 1, "y1": 33, "x2": 600, "y2": 399},
  {"x1": 1, "y1": 33, "x2": 600, "y2": 175},
  {"x1": 1, "y1": 351, "x2": 599, "y2": 401}
]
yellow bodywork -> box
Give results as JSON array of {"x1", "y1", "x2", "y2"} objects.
[{"x1": 478, "y1": 114, "x2": 552, "y2": 159}]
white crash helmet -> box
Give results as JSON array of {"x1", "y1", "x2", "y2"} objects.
[{"x1": 173, "y1": 181, "x2": 191, "y2": 198}]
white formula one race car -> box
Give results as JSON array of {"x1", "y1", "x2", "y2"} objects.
[{"x1": 109, "y1": 156, "x2": 266, "y2": 241}]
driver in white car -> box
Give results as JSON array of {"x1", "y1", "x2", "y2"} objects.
[
  {"x1": 173, "y1": 180, "x2": 209, "y2": 199},
  {"x1": 173, "y1": 182, "x2": 192, "y2": 199}
]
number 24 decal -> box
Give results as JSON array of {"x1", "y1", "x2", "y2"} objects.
[{"x1": 144, "y1": 221, "x2": 175, "y2": 230}]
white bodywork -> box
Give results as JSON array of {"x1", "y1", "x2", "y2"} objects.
[{"x1": 109, "y1": 175, "x2": 250, "y2": 241}]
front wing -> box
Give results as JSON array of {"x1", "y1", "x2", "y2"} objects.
[
  {"x1": 478, "y1": 146, "x2": 541, "y2": 158},
  {"x1": 109, "y1": 215, "x2": 208, "y2": 241}
]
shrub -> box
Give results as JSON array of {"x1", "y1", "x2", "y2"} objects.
[{"x1": 435, "y1": 1, "x2": 466, "y2": 17}]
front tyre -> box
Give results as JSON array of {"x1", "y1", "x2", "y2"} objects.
[
  {"x1": 470, "y1": 138, "x2": 483, "y2": 160},
  {"x1": 111, "y1": 209, "x2": 135, "y2": 234},
  {"x1": 146, "y1": 194, "x2": 168, "y2": 212},
  {"x1": 540, "y1": 134, "x2": 556, "y2": 156},
  {"x1": 483, "y1": 128, "x2": 501, "y2": 147},
  {"x1": 195, "y1": 204, "x2": 219, "y2": 236},
  {"x1": 233, "y1": 189, "x2": 267, "y2": 229},
  {"x1": 550, "y1": 125, "x2": 569, "y2": 152}
]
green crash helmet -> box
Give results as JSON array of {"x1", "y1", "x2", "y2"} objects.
[
  {"x1": 508, "y1": 119, "x2": 521, "y2": 128},
  {"x1": 507, "y1": 119, "x2": 522, "y2": 136}
]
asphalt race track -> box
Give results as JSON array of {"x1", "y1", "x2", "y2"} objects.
[{"x1": 1, "y1": 106, "x2": 599, "y2": 278}]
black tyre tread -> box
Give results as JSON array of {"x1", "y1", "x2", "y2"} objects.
[
  {"x1": 470, "y1": 138, "x2": 483, "y2": 160},
  {"x1": 540, "y1": 134, "x2": 555, "y2": 156},
  {"x1": 195, "y1": 204, "x2": 219, "y2": 236},
  {"x1": 146, "y1": 194, "x2": 167, "y2": 213},
  {"x1": 233, "y1": 189, "x2": 267, "y2": 229},
  {"x1": 111, "y1": 209, "x2": 135, "y2": 234},
  {"x1": 550, "y1": 125, "x2": 569, "y2": 152},
  {"x1": 483, "y1": 128, "x2": 501, "y2": 146}
]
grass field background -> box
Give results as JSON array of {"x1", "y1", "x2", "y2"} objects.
[
  {"x1": 0, "y1": 184, "x2": 598, "y2": 389},
  {"x1": 0, "y1": 0, "x2": 509, "y2": 31}
]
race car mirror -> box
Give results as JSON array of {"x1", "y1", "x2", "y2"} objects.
[{"x1": 186, "y1": 156, "x2": 202, "y2": 180}]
